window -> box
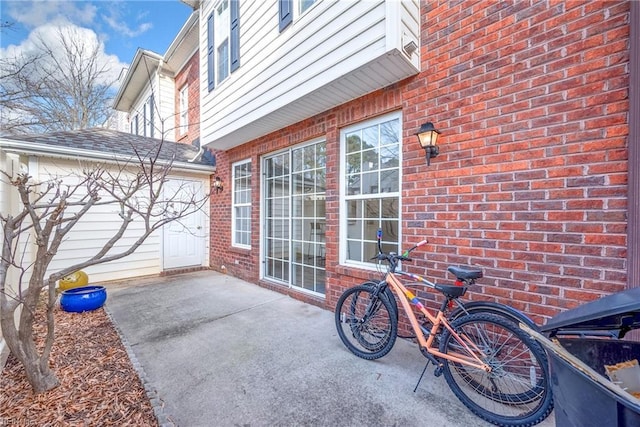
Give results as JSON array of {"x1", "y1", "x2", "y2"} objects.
[
  {"x1": 208, "y1": 0, "x2": 239, "y2": 91},
  {"x1": 207, "y1": 13, "x2": 214, "y2": 91},
  {"x1": 143, "y1": 103, "x2": 147, "y2": 137},
  {"x1": 342, "y1": 113, "x2": 401, "y2": 266},
  {"x1": 134, "y1": 114, "x2": 139, "y2": 135},
  {"x1": 279, "y1": 0, "x2": 316, "y2": 31},
  {"x1": 179, "y1": 85, "x2": 188, "y2": 133},
  {"x1": 232, "y1": 160, "x2": 252, "y2": 247},
  {"x1": 148, "y1": 94, "x2": 155, "y2": 138},
  {"x1": 216, "y1": 0, "x2": 230, "y2": 83},
  {"x1": 299, "y1": 0, "x2": 316, "y2": 14}
]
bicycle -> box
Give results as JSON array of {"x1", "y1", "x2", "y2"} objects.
[
  {"x1": 335, "y1": 230, "x2": 553, "y2": 426},
  {"x1": 359, "y1": 250, "x2": 540, "y2": 336}
]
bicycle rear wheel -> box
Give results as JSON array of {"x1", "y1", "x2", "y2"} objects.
[
  {"x1": 439, "y1": 313, "x2": 553, "y2": 426},
  {"x1": 335, "y1": 285, "x2": 397, "y2": 360}
]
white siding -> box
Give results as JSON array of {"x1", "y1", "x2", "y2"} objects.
[
  {"x1": 130, "y1": 84, "x2": 154, "y2": 137},
  {"x1": 129, "y1": 73, "x2": 176, "y2": 142},
  {"x1": 33, "y1": 159, "x2": 161, "y2": 283},
  {"x1": 157, "y1": 73, "x2": 176, "y2": 139},
  {"x1": 200, "y1": 0, "x2": 420, "y2": 150},
  {"x1": 22, "y1": 158, "x2": 208, "y2": 284}
]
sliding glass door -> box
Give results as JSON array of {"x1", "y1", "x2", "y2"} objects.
[{"x1": 264, "y1": 140, "x2": 326, "y2": 295}]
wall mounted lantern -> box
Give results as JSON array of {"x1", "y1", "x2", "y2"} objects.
[
  {"x1": 416, "y1": 122, "x2": 441, "y2": 166},
  {"x1": 214, "y1": 176, "x2": 224, "y2": 194}
]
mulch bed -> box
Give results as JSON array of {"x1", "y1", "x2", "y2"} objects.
[{"x1": 0, "y1": 303, "x2": 158, "y2": 426}]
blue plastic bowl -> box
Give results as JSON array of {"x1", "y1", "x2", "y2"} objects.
[{"x1": 60, "y1": 285, "x2": 107, "y2": 313}]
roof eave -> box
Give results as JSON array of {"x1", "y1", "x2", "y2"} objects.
[
  {"x1": 180, "y1": 0, "x2": 200, "y2": 10},
  {"x1": 0, "y1": 140, "x2": 216, "y2": 175},
  {"x1": 112, "y1": 49, "x2": 164, "y2": 112},
  {"x1": 164, "y1": 10, "x2": 200, "y2": 66}
]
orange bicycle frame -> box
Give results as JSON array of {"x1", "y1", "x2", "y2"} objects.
[{"x1": 385, "y1": 271, "x2": 492, "y2": 372}]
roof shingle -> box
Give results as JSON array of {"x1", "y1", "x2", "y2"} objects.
[{"x1": 4, "y1": 128, "x2": 214, "y2": 167}]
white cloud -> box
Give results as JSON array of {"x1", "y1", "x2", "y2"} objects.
[
  {"x1": 5, "y1": 0, "x2": 97, "y2": 28},
  {"x1": 3, "y1": 1, "x2": 153, "y2": 41},
  {"x1": 101, "y1": 1, "x2": 153, "y2": 38},
  {"x1": 1, "y1": 23, "x2": 127, "y2": 87},
  {"x1": 103, "y1": 15, "x2": 153, "y2": 38}
]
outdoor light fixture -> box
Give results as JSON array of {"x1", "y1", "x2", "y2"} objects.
[
  {"x1": 416, "y1": 122, "x2": 441, "y2": 166},
  {"x1": 214, "y1": 176, "x2": 223, "y2": 194}
]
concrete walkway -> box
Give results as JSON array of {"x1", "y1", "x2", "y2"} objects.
[{"x1": 105, "y1": 270, "x2": 555, "y2": 427}]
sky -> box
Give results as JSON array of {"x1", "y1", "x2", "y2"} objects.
[{"x1": 0, "y1": 0, "x2": 194, "y2": 84}]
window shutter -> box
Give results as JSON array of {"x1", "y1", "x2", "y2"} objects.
[
  {"x1": 207, "y1": 13, "x2": 215, "y2": 91},
  {"x1": 230, "y1": 0, "x2": 240, "y2": 72},
  {"x1": 279, "y1": 0, "x2": 292, "y2": 32}
]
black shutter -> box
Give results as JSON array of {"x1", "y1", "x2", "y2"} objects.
[
  {"x1": 230, "y1": 0, "x2": 240, "y2": 72},
  {"x1": 279, "y1": 0, "x2": 292, "y2": 32},
  {"x1": 207, "y1": 12, "x2": 215, "y2": 91}
]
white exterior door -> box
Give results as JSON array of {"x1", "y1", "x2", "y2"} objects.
[{"x1": 163, "y1": 179, "x2": 206, "y2": 269}]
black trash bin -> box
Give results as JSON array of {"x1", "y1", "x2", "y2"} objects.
[{"x1": 525, "y1": 287, "x2": 640, "y2": 427}]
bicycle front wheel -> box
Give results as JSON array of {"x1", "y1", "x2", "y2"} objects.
[
  {"x1": 335, "y1": 285, "x2": 398, "y2": 360},
  {"x1": 439, "y1": 313, "x2": 553, "y2": 426}
]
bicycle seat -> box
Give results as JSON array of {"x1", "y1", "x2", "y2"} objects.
[
  {"x1": 448, "y1": 265, "x2": 483, "y2": 280},
  {"x1": 434, "y1": 284, "x2": 467, "y2": 298}
]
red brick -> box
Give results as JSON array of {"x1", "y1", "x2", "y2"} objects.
[{"x1": 208, "y1": 0, "x2": 632, "y2": 319}]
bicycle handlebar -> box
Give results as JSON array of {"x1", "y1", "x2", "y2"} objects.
[{"x1": 374, "y1": 229, "x2": 427, "y2": 271}]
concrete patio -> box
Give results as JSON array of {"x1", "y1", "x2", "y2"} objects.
[{"x1": 104, "y1": 270, "x2": 555, "y2": 427}]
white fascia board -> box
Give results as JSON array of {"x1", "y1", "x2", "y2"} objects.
[
  {"x1": 113, "y1": 50, "x2": 164, "y2": 112},
  {"x1": 164, "y1": 10, "x2": 200, "y2": 70}
]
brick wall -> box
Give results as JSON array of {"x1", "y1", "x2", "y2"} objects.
[
  {"x1": 209, "y1": 86, "x2": 404, "y2": 307},
  {"x1": 402, "y1": 0, "x2": 630, "y2": 322},
  {"x1": 209, "y1": 1, "x2": 630, "y2": 321},
  {"x1": 174, "y1": 52, "x2": 200, "y2": 145}
]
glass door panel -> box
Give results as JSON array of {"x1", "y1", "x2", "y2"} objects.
[{"x1": 263, "y1": 141, "x2": 326, "y2": 295}]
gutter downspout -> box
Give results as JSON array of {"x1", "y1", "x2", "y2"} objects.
[
  {"x1": 628, "y1": 0, "x2": 639, "y2": 289},
  {"x1": 189, "y1": 146, "x2": 204, "y2": 163}
]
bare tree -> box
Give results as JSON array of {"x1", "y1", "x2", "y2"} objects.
[
  {"x1": 0, "y1": 142, "x2": 210, "y2": 393},
  {"x1": 0, "y1": 26, "x2": 116, "y2": 134}
]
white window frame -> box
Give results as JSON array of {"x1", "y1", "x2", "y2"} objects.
[
  {"x1": 299, "y1": 0, "x2": 316, "y2": 15},
  {"x1": 143, "y1": 103, "x2": 147, "y2": 137},
  {"x1": 148, "y1": 95, "x2": 155, "y2": 138},
  {"x1": 179, "y1": 84, "x2": 189, "y2": 134},
  {"x1": 215, "y1": 0, "x2": 230, "y2": 84},
  {"x1": 339, "y1": 111, "x2": 402, "y2": 269},
  {"x1": 279, "y1": 0, "x2": 317, "y2": 31},
  {"x1": 232, "y1": 159, "x2": 252, "y2": 248}
]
